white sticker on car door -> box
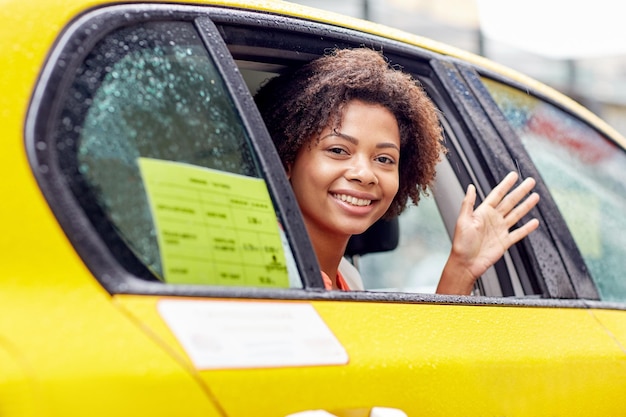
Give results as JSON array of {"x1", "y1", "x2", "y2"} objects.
[{"x1": 158, "y1": 299, "x2": 349, "y2": 369}]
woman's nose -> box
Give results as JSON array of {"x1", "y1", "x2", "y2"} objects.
[{"x1": 346, "y1": 158, "x2": 378, "y2": 185}]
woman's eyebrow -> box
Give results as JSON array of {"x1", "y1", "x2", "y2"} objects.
[
  {"x1": 376, "y1": 142, "x2": 400, "y2": 151},
  {"x1": 323, "y1": 130, "x2": 400, "y2": 151},
  {"x1": 320, "y1": 130, "x2": 358, "y2": 144}
]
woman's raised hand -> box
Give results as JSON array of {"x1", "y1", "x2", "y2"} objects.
[{"x1": 437, "y1": 172, "x2": 540, "y2": 295}]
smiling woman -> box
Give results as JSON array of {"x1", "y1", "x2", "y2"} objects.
[{"x1": 255, "y1": 47, "x2": 540, "y2": 293}]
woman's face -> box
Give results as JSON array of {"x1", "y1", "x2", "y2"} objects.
[{"x1": 288, "y1": 99, "x2": 400, "y2": 241}]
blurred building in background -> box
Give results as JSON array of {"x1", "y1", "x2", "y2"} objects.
[{"x1": 289, "y1": 0, "x2": 626, "y2": 136}]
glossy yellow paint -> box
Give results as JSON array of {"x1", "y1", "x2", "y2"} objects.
[
  {"x1": 588, "y1": 308, "x2": 626, "y2": 349},
  {"x1": 0, "y1": 279, "x2": 222, "y2": 416},
  {"x1": 116, "y1": 295, "x2": 626, "y2": 416}
]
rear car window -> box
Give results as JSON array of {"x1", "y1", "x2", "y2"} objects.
[{"x1": 51, "y1": 21, "x2": 301, "y2": 289}]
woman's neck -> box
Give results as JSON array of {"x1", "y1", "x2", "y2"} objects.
[{"x1": 307, "y1": 228, "x2": 350, "y2": 287}]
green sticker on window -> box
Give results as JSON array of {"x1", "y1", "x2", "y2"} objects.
[{"x1": 138, "y1": 158, "x2": 289, "y2": 288}]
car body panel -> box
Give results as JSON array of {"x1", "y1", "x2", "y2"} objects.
[
  {"x1": 0, "y1": 261, "x2": 222, "y2": 415},
  {"x1": 588, "y1": 307, "x2": 626, "y2": 350},
  {"x1": 115, "y1": 294, "x2": 626, "y2": 416}
]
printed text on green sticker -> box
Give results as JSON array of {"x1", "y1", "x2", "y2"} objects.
[{"x1": 138, "y1": 158, "x2": 289, "y2": 288}]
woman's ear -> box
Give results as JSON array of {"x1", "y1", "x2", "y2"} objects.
[{"x1": 285, "y1": 163, "x2": 292, "y2": 180}]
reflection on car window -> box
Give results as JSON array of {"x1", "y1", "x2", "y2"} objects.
[
  {"x1": 54, "y1": 21, "x2": 301, "y2": 289},
  {"x1": 357, "y1": 195, "x2": 450, "y2": 292},
  {"x1": 483, "y1": 78, "x2": 626, "y2": 302}
]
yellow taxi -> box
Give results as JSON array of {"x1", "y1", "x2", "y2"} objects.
[{"x1": 2, "y1": 0, "x2": 626, "y2": 416}]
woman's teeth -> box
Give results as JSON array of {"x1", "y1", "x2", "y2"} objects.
[{"x1": 333, "y1": 193, "x2": 372, "y2": 207}]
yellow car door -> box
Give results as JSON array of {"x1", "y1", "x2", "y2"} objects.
[{"x1": 114, "y1": 294, "x2": 626, "y2": 416}]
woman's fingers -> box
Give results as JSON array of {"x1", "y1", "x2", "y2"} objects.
[
  {"x1": 497, "y1": 176, "x2": 537, "y2": 215},
  {"x1": 483, "y1": 172, "x2": 538, "y2": 217},
  {"x1": 504, "y1": 191, "x2": 540, "y2": 228},
  {"x1": 470, "y1": 171, "x2": 540, "y2": 228},
  {"x1": 476, "y1": 171, "x2": 541, "y2": 236},
  {"x1": 483, "y1": 171, "x2": 519, "y2": 208},
  {"x1": 460, "y1": 183, "x2": 477, "y2": 217},
  {"x1": 507, "y1": 217, "x2": 540, "y2": 246}
]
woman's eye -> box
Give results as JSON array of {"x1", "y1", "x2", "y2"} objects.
[
  {"x1": 328, "y1": 147, "x2": 347, "y2": 155},
  {"x1": 376, "y1": 156, "x2": 396, "y2": 165}
]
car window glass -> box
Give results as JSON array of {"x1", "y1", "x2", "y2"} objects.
[
  {"x1": 483, "y1": 78, "x2": 626, "y2": 302},
  {"x1": 54, "y1": 21, "x2": 301, "y2": 289}
]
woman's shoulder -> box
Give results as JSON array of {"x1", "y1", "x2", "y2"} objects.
[{"x1": 339, "y1": 257, "x2": 364, "y2": 291}]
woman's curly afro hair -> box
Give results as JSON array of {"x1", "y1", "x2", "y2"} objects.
[{"x1": 254, "y1": 48, "x2": 445, "y2": 218}]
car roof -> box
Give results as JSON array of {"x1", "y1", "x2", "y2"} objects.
[{"x1": 4, "y1": 0, "x2": 625, "y2": 148}]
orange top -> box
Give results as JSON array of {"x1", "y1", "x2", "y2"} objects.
[{"x1": 321, "y1": 270, "x2": 350, "y2": 290}]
